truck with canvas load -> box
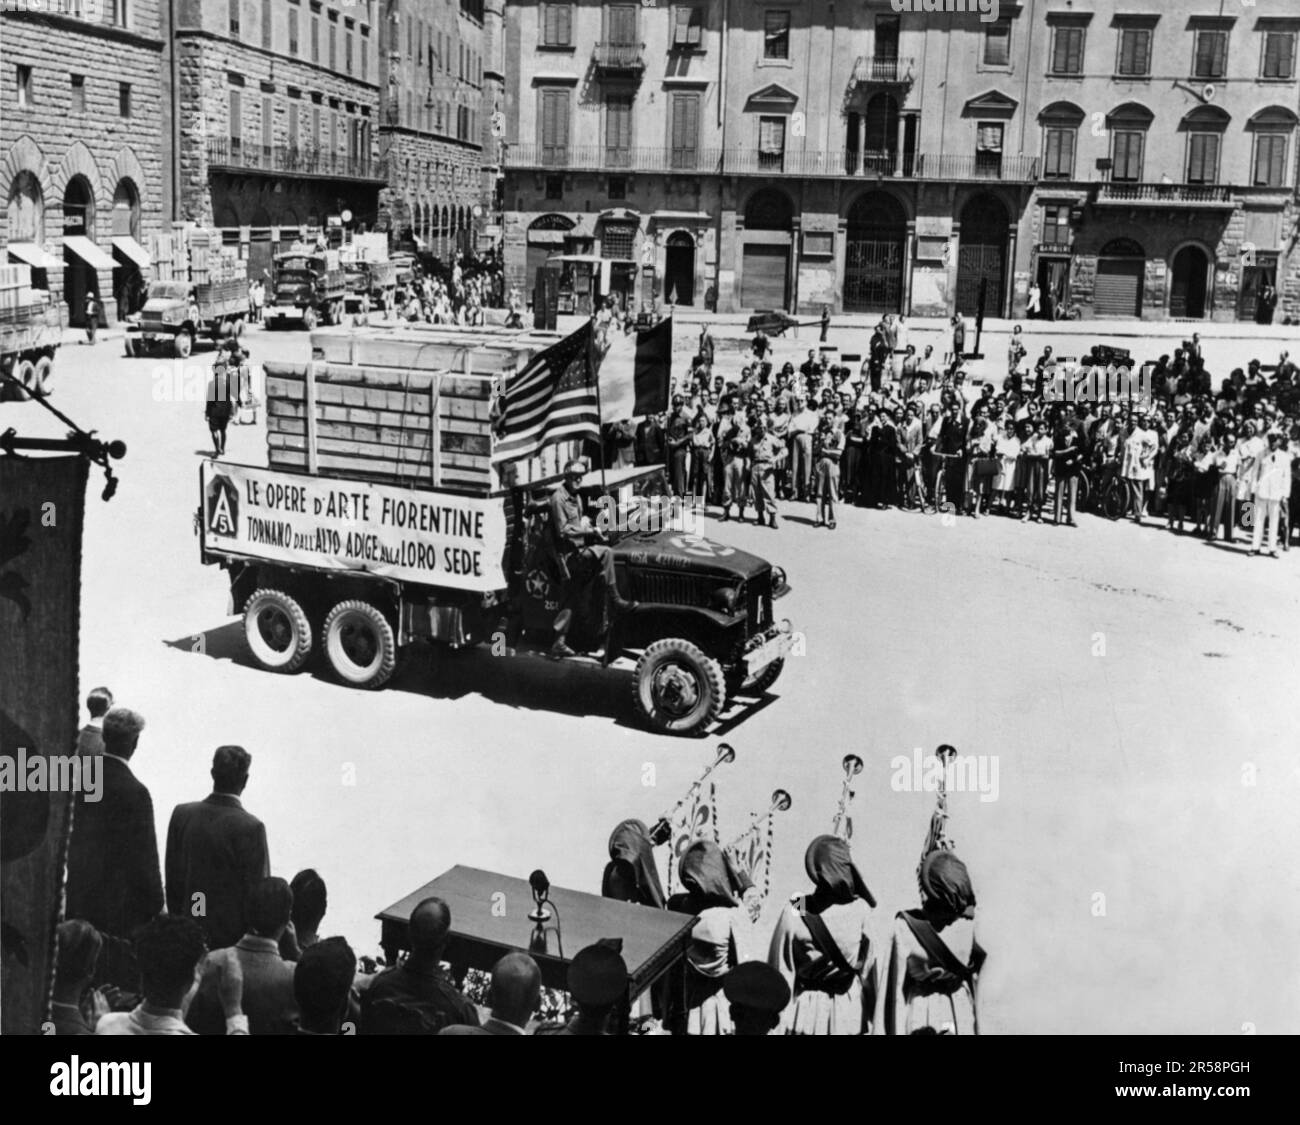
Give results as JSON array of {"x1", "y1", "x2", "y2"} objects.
[
  {"x1": 0, "y1": 265, "x2": 63, "y2": 399},
  {"x1": 267, "y1": 248, "x2": 348, "y2": 330},
  {"x1": 341, "y1": 259, "x2": 399, "y2": 326},
  {"x1": 196, "y1": 326, "x2": 796, "y2": 737}
]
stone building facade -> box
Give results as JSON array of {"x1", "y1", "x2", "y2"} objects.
[
  {"x1": 376, "y1": 0, "x2": 496, "y2": 260},
  {"x1": 501, "y1": 0, "x2": 1300, "y2": 323},
  {"x1": 173, "y1": 0, "x2": 384, "y2": 279},
  {"x1": 1, "y1": 0, "x2": 169, "y2": 325}
]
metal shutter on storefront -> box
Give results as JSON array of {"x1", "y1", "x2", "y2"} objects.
[
  {"x1": 1094, "y1": 259, "x2": 1143, "y2": 316},
  {"x1": 741, "y1": 244, "x2": 789, "y2": 309}
]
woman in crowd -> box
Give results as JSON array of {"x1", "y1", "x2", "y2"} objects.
[
  {"x1": 1210, "y1": 430, "x2": 1240, "y2": 542},
  {"x1": 1164, "y1": 429, "x2": 1199, "y2": 535},
  {"x1": 1018, "y1": 419, "x2": 1052, "y2": 523},
  {"x1": 664, "y1": 840, "x2": 754, "y2": 1035},
  {"x1": 768, "y1": 836, "x2": 880, "y2": 1035},
  {"x1": 965, "y1": 402, "x2": 998, "y2": 519},
  {"x1": 994, "y1": 417, "x2": 1022, "y2": 515},
  {"x1": 841, "y1": 408, "x2": 866, "y2": 506},
  {"x1": 884, "y1": 850, "x2": 985, "y2": 1035},
  {"x1": 689, "y1": 411, "x2": 716, "y2": 505},
  {"x1": 813, "y1": 416, "x2": 844, "y2": 530}
]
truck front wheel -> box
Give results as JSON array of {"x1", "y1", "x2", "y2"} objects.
[
  {"x1": 633, "y1": 638, "x2": 725, "y2": 737},
  {"x1": 174, "y1": 329, "x2": 193, "y2": 358},
  {"x1": 322, "y1": 600, "x2": 397, "y2": 689},
  {"x1": 243, "y1": 588, "x2": 312, "y2": 673}
]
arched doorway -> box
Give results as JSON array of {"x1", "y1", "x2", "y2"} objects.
[
  {"x1": 844, "y1": 192, "x2": 906, "y2": 313},
  {"x1": 110, "y1": 178, "x2": 143, "y2": 319},
  {"x1": 664, "y1": 231, "x2": 696, "y2": 306},
  {"x1": 62, "y1": 174, "x2": 97, "y2": 327},
  {"x1": 1095, "y1": 237, "x2": 1146, "y2": 317},
  {"x1": 1170, "y1": 245, "x2": 1210, "y2": 319},
  {"x1": 741, "y1": 188, "x2": 793, "y2": 310},
  {"x1": 955, "y1": 193, "x2": 1008, "y2": 317}
]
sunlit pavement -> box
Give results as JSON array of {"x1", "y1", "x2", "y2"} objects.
[{"x1": 8, "y1": 324, "x2": 1299, "y2": 1033}]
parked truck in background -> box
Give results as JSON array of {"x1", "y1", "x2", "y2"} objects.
[
  {"x1": 267, "y1": 249, "x2": 347, "y2": 330},
  {"x1": 0, "y1": 266, "x2": 63, "y2": 399},
  {"x1": 126, "y1": 277, "x2": 249, "y2": 358}
]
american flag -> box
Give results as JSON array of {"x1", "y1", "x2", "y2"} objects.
[{"x1": 492, "y1": 321, "x2": 600, "y2": 463}]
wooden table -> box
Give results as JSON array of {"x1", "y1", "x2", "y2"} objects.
[{"x1": 376, "y1": 865, "x2": 695, "y2": 998}]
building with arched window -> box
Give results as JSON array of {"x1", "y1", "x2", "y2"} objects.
[{"x1": 1, "y1": 2, "x2": 167, "y2": 324}]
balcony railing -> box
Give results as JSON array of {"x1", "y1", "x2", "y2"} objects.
[
  {"x1": 593, "y1": 42, "x2": 645, "y2": 71},
  {"x1": 1093, "y1": 181, "x2": 1235, "y2": 207},
  {"x1": 502, "y1": 143, "x2": 1039, "y2": 181},
  {"x1": 851, "y1": 55, "x2": 916, "y2": 84},
  {"x1": 207, "y1": 138, "x2": 386, "y2": 181}
]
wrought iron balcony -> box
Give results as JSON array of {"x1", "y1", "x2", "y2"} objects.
[
  {"x1": 850, "y1": 55, "x2": 916, "y2": 85},
  {"x1": 207, "y1": 138, "x2": 386, "y2": 182},
  {"x1": 1092, "y1": 181, "x2": 1235, "y2": 208},
  {"x1": 503, "y1": 143, "x2": 721, "y2": 173},
  {"x1": 593, "y1": 41, "x2": 645, "y2": 73}
]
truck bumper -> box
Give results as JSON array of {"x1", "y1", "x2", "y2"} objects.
[{"x1": 742, "y1": 623, "x2": 794, "y2": 678}]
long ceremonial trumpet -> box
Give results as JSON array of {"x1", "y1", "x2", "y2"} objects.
[
  {"x1": 918, "y1": 744, "x2": 959, "y2": 871},
  {"x1": 833, "y1": 754, "x2": 864, "y2": 840},
  {"x1": 725, "y1": 789, "x2": 792, "y2": 850},
  {"x1": 648, "y1": 743, "x2": 736, "y2": 846}
]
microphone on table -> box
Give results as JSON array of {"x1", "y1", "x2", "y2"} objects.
[{"x1": 528, "y1": 869, "x2": 552, "y2": 923}]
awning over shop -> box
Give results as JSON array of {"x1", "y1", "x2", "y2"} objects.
[
  {"x1": 6, "y1": 242, "x2": 56, "y2": 269},
  {"x1": 111, "y1": 236, "x2": 152, "y2": 269},
  {"x1": 62, "y1": 236, "x2": 116, "y2": 271},
  {"x1": 649, "y1": 211, "x2": 712, "y2": 224}
]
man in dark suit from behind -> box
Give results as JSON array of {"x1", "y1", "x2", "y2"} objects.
[
  {"x1": 65, "y1": 707, "x2": 163, "y2": 989},
  {"x1": 359, "y1": 896, "x2": 480, "y2": 1034},
  {"x1": 75, "y1": 686, "x2": 113, "y2": 756},
  {"x1": 165, "y1": 745, "x2": 270, "y2": 951},
  {"x1": 186, "y1": 876, "x2": 298, "y2": 1035},
  {"x1": 294, "y1": 937, "x2": 357, "y2": 1036},
  {"x1": 440, "y1": 952, "x2": 542, "y2": 1036}
]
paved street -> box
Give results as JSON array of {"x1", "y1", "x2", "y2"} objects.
[{"x1": 8, "y1": 324, "x2": 1300, "y2": 1033}]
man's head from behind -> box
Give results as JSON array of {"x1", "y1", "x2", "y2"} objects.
[
  {"x1": 294, "y1": 936, "x2": 356, "y2": 1034},
  {"x1": 488, "y1": 952, "x2": 542, "y2": 1029},
  {"x1": 290, "y1": 869, "x2": 328, "y2": 941},
  {"x1": 133, "y1": 915, "x2": 207, "y2": 1010},
  {"x1": 245, "y1": 876, "x2": 293, "y2": 941},
  {"x1": 724, "y1": 962, "x2": 790, "y2": 1036},
  {"x1": 55, "y1": 919, "x2": 102, "y2": 994},
  {"x1": 567, "y1": 942, "x2": 627, "y2": 1029},
  {"x1": 407, "y1": 896, "x2": 452, "y2": 964},
  {"x1": 86, "y1": 687, "x2": 113, "y2": 720},
  {"x1": 101, "y1": 708, "x2": 146, "y2": 760},
  {"x1": 211, "y1": 745, "x2": 251, "y2": 795}
]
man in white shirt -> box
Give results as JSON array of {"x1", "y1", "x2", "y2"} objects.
[{"x1": 1250, "y1": 431, "x2": 1293, "y2": 557}]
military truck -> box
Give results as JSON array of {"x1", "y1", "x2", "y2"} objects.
[
  {"x1": 267, "y1": 249, "x2": 348, "y2": 330},
  {"x1": 196, "y1": 325, "x2": 795, "y2": 736},
  {"x1": 0, "y1": 298, "x2": 63, "y2": 399},
  {"x1": 125, "y1": 278, "x2": 248, "y2": 358}
]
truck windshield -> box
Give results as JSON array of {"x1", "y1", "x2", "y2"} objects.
[
  {"x1": 277, "y1": 257, "x2": 321, "y2": 272},
  {"x1": 148, "y1": 282, "x2": 193, "y2": 301}
]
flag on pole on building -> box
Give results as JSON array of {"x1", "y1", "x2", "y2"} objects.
[
  {"x1": 491, "y1": 320, "x2": 601, "y2": 464},
  {"x1": 595, "y1": 316, "x2": 673, "y2": 421}
]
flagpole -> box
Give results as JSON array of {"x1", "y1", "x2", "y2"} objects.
[{"x1": 591, "y1": 314, "x2": 610, "y2": 500}]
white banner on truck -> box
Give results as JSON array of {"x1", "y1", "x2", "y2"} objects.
[{"x1": 201, "y1": 462, "x2": 508, "y2": 592}]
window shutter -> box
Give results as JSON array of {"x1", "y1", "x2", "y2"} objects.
[
  {"x1": 558, "y1": 3, "x2": 572, "y2": 46},
  {"x1": 1045, "y1": 129, "x2": 1062, "y2": 173},
  {"x1": 1068, "y1": 29, "x2": 1082, "y2": 72},
  {"x1": 609, "y1": 5, "x2": 635, "y2": 45}
]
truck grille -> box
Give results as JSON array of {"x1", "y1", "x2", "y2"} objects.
[
  {"x1": 632, "y1": 571, "x2": 715, "y2": 609},
  {"x1": 141, "y1": 312, "x2": 166, "y2": 328}
]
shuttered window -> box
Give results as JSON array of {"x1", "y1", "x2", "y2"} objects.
[
  {"x1": 1116, "y1": 28, "x2": 1151, "y2": 76},
  {"x1": 1263, "y1": 31, "x2": 1296, "y2": 79},
  {"x1": 984, "y1": 20, "x2": 1011, "y2": 66},
  {"x1": 542, "y1": 3, "x2": 573, "y2": 47},
  {"x1": 758, "y1": 115, "x2": 786, "y2": 168},
  {"x1": 1043, "y1": 127, "x2": 1076, "y2": 179},
  {"x1": 1185, "y1": 134, "x2": 1219, "y2": 184},
  {"x1": 674, "y1": 5, "x2": 703, "y2": 47},
  {"x1": 1112, "y1": 131, "x2": 1144, "y2": 182},
  {"x1": 605, "y1": 94, "x2": 632, "y2": 165},
  {"x1": 1051, "y1": 26, "x2": 1084, "y2": 75},
  {"x1": 1254, "y1": 133, "x2": 1289, "y2": 187},
  {"x1": 608, "y1": 5, "x2": 636, "y2": 45},
  {"x1": 1193, "y1": 30, "x2": 1227, "y2": 79},
  {"x1": 229, "y1": 89, "x2": 242, "y2": 155},
  {"x1": 764, "y1": 11, "x2": 790, "y2": 60},
  {"x1": 538, "y1": 87, "x2": 570, "y2": 165},
  {"x1": 670, "y1": 91, "x2": 700, "y2": 168}
]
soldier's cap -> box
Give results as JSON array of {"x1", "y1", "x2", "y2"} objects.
[
  {"x1": 563, "y1": 458, "x2": 589, "y2": 476},
  {"x1": 723, "y1": 962, "x2": 790, "y2": 1015},
  {"x1": 672, "y1": 394, "x2": 685, "y2": 407},
  {"x1": 567, "y1": 942, "x2": 628, "y2": 1008}
]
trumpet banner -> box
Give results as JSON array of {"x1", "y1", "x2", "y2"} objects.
[
  {"x1": 666, "y1": 781, "x2": 717, "y2": 897},
  {"x1": 0, "y1": 456, "x2": 87, "y2": 1034}
]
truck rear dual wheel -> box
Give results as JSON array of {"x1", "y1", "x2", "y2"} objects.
[
  {"x1": 243, "y1": 588, "x2": 312, "y2": 673},
  {"x1": 31, "y1": 356, "x2": 52, "y2": 397},
  {"x1": 634, "y1": 638, "x2": 726, "y2": 737},
  {"x1": 322, "y1": 600, "x2": 397, "y2": 690},
  {"x1": 10, "y1": 359, "x2": 36, "y2": 401}
]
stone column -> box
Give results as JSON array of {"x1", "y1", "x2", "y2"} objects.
[{"x1": 895, "y1": 113, "x2": 906, "y2": 177}]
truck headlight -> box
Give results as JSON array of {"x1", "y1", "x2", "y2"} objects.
[
  {"x1": 771, "y1": 566, "x2": 790, "y2": 597},
  {"x1": 712, "y1": 586, "x2": 740, "y2": 613}
]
